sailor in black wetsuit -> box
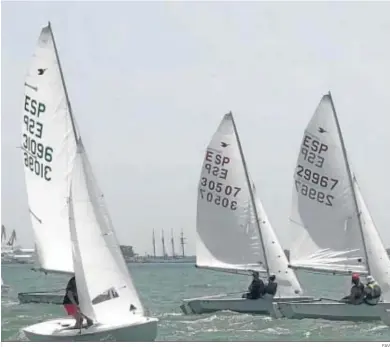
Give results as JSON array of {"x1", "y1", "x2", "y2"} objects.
[
  {"x1": 264, "y1": 275, "x2": 278, "y2": 296},
  {"x1": 242, "y1": 271, "x2": 264, "y2": 299}
]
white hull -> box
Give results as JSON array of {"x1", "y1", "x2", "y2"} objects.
[
  {"x1": 379, "y1": 309, "x2": 390, "y2": 326},
  {"x1": 274, "y1": 299, "x2": 390, "y2": 322},
  {"x1": 22, "y1": 316, "x2": 158, "y2": 342},
  {"x1": 18, "y1": 291, "x2": 64, "y2": 305},
  {"x1": 180, "y1": 294, "x2": 315, "y2": 315}
]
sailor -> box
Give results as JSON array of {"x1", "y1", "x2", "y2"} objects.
[
  {"x1": 264, "y1": 275, "x2": 278, "y2": 296},
  {"x1": 63, "y1": 276, "x2": 93, "y2": 329},
  {"x1": 242, "y1": 271, "x2": 264, "y2": 300},
  {"x1": 363, "y1": 275, "x2": 382, "y2": 305},
  {"x1": 340, "y1": 273, "x2": 365, "y2": 305}
]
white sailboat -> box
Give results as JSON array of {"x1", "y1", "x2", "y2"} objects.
[
  {"x1": 22, "y1": 143, "x2": 158, "y2": 341},
  {"x1": 274, "y1": 92, "x2": 390, "y2": 321},
  {"x1": 180, "y1": 112, "x2": 313, "y2": 315},
  {"x1": 17, "y1": 22, "x2": 78, "y2": 305}
]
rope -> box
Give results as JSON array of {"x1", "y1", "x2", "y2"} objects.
[{"x1": 319, "y1": 297, "x2": 342, "y2": 303}]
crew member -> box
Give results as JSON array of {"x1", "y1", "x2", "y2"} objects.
[
  {"x1": 242, "y1": 271, "x2": 264, "y2": 300},
  {"x1": 364, "y1": 275, "x2": 382, "y2": 305},
  {"x1": 264, "y1": 275, "x2": 278, "y2": 296},
  {"x1": 63, "y1": 276, "x2": 93, "y2": 329},
  {"x1": 340, "y1": 273, "x2": 365, "y2": 305}
]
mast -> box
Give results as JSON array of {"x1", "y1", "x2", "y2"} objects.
[
  {"x1": 48, "y1": 22, "x2": 79, "y2": 142},
  {"x1": 170, "y1": 228, "x2": 175, "y2": 257},
  {"x1": 328, "y1": 92, "x2": 371, "y2": 274},
  {"x1": 1, "y1": 225, "x2": 6, "y2": 244},
  {"x1": 161, "y1": 229, "x2": 167, "y2": 258},
  {"x1": 180, "y1": 229, "x2": 186, "y2": 257},
  {"x1": 152, "y1": 229, "x2": 156, "y2": 258},
  {"x1": 7, "y1": 230, "x2": 16, "y2": 247},
  {"x1": 230, "y1": 112, "x2": 270, "y2": 277}
]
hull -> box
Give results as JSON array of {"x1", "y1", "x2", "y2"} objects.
[
  {"x1": 22, "y1": 316, "x2": 158, "y2": 342},
  {"x1": 380, "y1": 309, "x2": 390, "y2": 326},
  {"x1": 275, "y1": 299, "x2": 390, "y2": 322},
  {"x1": 18, "y1": 291, "x2": 65, "y2": 305},
  {"x1": 180, "y1": 294, "x2": 315, "y2": 315}
]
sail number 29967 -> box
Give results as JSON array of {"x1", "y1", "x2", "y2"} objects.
[{"x1": 295, "y1": 180, "x2": 333, "y2": 206}]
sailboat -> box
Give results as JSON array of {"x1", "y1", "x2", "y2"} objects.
[
  {"x1": 22, "y1": 142, "x2": 158, "y2": 341},
  {"x1": 180, "y1": 112, "x2": 313, "y2": 315},
  {"x1": 17, "y1": 22, "x2": 78, "y2": 305},
  {"x1": 274, "y1": 92, "x2": 390, "y2": 321}
]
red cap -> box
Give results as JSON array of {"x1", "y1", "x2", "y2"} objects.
[{"x1": 352, "y1": 273, "x2": 360, "y2": 280}]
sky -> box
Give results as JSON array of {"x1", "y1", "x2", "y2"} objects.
[{"x1": 1, "y1": 1, "x2": 390, "y2": 256}]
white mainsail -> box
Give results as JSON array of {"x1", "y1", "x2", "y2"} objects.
[
  {"x1": 196, "y1": 113, "x2": 266, "y2": 274},
  {"x1": 69, "y1": 142, "x2": 144, "y2": 322},
  {"x1": 21, "y1": 23, "x2": 78, "y2": 274},
  {"x1": 289, "y1": 93, "x2": 367, "y2": 275},
  {"x1": 196, "y1": 112, "x2": 303, "y2": 297}
]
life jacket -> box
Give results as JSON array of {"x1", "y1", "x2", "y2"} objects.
[
  {"x1": 364, "y1": 282, "x2": 382, "y2": 305},
  {"x1": 265, "y1": 282, "x2": 278, "y2": 296},
  {"x1": 249, "y1": 279, "x2": 264, "y2": 298}
]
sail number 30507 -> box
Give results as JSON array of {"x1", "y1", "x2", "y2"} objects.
[{"x1": 199, "y1": 177, "x2": 241, "y2": 210}]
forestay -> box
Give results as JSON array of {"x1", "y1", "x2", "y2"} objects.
[
  {"x1": 289, "y1": 94, "x2": 367, "y2": 275},
  {"x1": 21, "y1": 23, "x2": 77, "y2": 274},
  {"x1": 252, "y1": 186, "x2": 303, "y2": 296},
  {"x1": 69, "y1": 142, "x2": 144, "y2": 323},
  {"x1": 354, "y1": 177, "x2": 390, "y2": 300}
]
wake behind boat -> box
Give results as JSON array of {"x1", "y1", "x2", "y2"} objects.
[
  {"x1": 180, "y1": 112, "x2": 313, "y2": 316},
  {"x1": 273, "y1": 92, "x2": 390, "y2": 321}
]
